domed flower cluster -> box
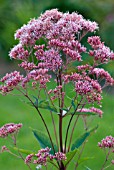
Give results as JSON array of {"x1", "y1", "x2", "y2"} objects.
[
  {"x1": 0, "y1": 123, "x2": 22, "y2": 138},
  {"x1": 88, "y1": 36, "x2": 114, "y2": 64},
  {"x1": 98, "y1": 136, "x2": 114, "y2": 167},
  {"x1": 0, "y1": 71, "x2": 23, "y2": 94},
  {"x1": 25, "y1": 147, "x2": 66, "y2": 166},
  {"x1": 98, "y1": 136, "x2": 114, "y2": 149}
]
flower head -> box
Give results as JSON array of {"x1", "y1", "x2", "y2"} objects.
[
  {"x1": 0, "y1": 71, "x2": 23, "y2": 94},
  {"x1": 0, "y1": 123, "x2": 22, "y2": 138},
  {"x1": 98, "y1": 136, "x2": 114, "y2": 148},
  {"x1": 25, "y1": 147, "x2": 66, "y2": 166},
  {"x1": 77, "y1": 107, "x2": 103, "y2": 117}
]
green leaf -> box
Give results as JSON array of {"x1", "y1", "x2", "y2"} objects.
[
  {"x1": 71, "y1": 125, "x2": 98, "y2": 151},
  {"x1": 47, "y1": 158, "x2": 59, "y2": 169},
  {"x1": 78, "y1": 157, "x2": 94, "y2": 165},
  {"x1": 38, "y1": 100, "x2": 58, "y2": 113},
  {"x1": 75, "y1": 112, "x2": 96, "y2": 116},
  {"x1": 13, "y1": 147, "x2": 35, "y2": 155},
  {"x1": 63, "y1": 149, "x2": 78, "y2": 167},
  {"x1": 68, "y1": 112, "x2": 96, "y2": 116},
  {"x1": 32, "y1": 129, "x2": 58, "y2": 155}
]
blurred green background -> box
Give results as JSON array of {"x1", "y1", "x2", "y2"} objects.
[{"x1": 0, "y1": 0, "x2": 114, "y2": 169}]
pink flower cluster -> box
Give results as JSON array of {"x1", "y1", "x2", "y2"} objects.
[
  {"x1": 92, "y1": 68, "x2": 114, "y2": 86},
  {"x1": 88, "y1": 36, "x2": 101, "y2": 49},
  {"x1": 35, "y1": 49, "x2": 62, "y2": 71},
  {"x1": 98, "y1": 136, "x2": 114, "y2": 148},
  {"x1": 75, "y1": 79, "x2": 102, "y2": 103},
  {"x1": 77, "y1": 64, "x2": 92, "y2": 72},
  {"x1": 0, "y1": 123, "x2": 22, "y2": 138},
  {"x1": 18, "y1": 61, "x2": 37, "y2": 71},
  {"x1": 62, "y1": 72, "x2": 102, "y2": 103},
  {"x1": 9, "y1": 44, "x2": 29, "y2": 60},
  {"x1": 98, "y1": 136, "x2": 114, "y2": 166},
  {"x1": 0, "y1": 71, "x2": 23, "y2": 94},
  {"x1": 48, "y1": 85, "x2": 65, "y2": 101},
  {"x1": 88, "y1": 36, "x2": 114, "y2": 64},
  {"x1": 22, "y1": 68, "x2": 51, "y2": 88},
  {"x1": 9, "y1": 9, "x2": 98, "y2": 68},
  {"x1": 77, "y1": 107, "x2": 103, "y2": 117},
  {"x1": 25, "y1": 147, "x2": 66, "y2": 166}
]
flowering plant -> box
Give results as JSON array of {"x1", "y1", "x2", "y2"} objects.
[{"x1": 0, "y1": 9, "x2": 114, "y2": 170}]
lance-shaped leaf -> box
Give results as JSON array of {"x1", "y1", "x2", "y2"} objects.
[
  {"x1": 71, "y1": 125, "x2": 98, "y2": 151},
  {"x1": 78, "y1": 156, "x2": 94, "y2": 165},
  {"x1": 63, "y1": 148, "x2": 78, "y2": 167},
  {"x1": 67, "y1": 111, "x2": 96, "y2": 116},
  {"x1": 47, "y1": 158, "x2": 59, "y2": 169},
  {"x1": 32, "y1": 129, "x2": 58, "y2": 155},
  {"x1": 74, "y1": 112, "x2": 96, "y2": 116},
  {"x1": 13, "y1": 147, "x2": 35, "y2": 155}
]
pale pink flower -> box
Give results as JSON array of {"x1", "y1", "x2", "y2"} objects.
[
  {"x1": 88, "y1": 38, "x2": 114, "y2": 64},
  {"x1": 75, "y1": 79, "x2": 102, "y2": 103},
  {"x1": 25, "y1": 147, "x2": 67, "y2": 166},
  {"x1": 98, "y1": 136, "x2": 114, "y2": 148},
  {"x1": 18, "y1": 61, "x2": 37, "y2": 70},
  {"x1": 77, "y1": 107, "x2": 103, "y2": 117},
  {"x1": 25, "y1": 154, "x2": 34, "y2": 164},
  {"x1": 9, "y1": 44, "x2": 29, "y2": 60},
  {"x1": 0, "y1": 71, "x2": 23, "y2": 94},
  {"x1": 92, "y1": 68, "x2": 114, "y2": 86},
  {"x1": 88, "y1": 36, "x2": 101, "y2": 49},
  {"x1": 54, "y1": 152, "x2": 66, "y2": 161},
  {"x1": 0, "y1": 123, "x2": 22, "y2": 138}
]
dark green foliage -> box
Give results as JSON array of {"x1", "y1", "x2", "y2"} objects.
[{"x1": 71, "y1": 126, "x2": 98, "y2": 151}]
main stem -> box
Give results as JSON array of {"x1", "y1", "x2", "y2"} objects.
[
  {"x1": 59, "y1": 115, "x2": 63, "y2": 152},
  {"x1": 60, "y1": 162, "x2": 66, "y2": 170},
  {"x1": 58, "y1": 70, "x2": 64, "y2": 153},
  {"x1": 57, "y1": 70, "x2": 66, "y2": 170}
]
